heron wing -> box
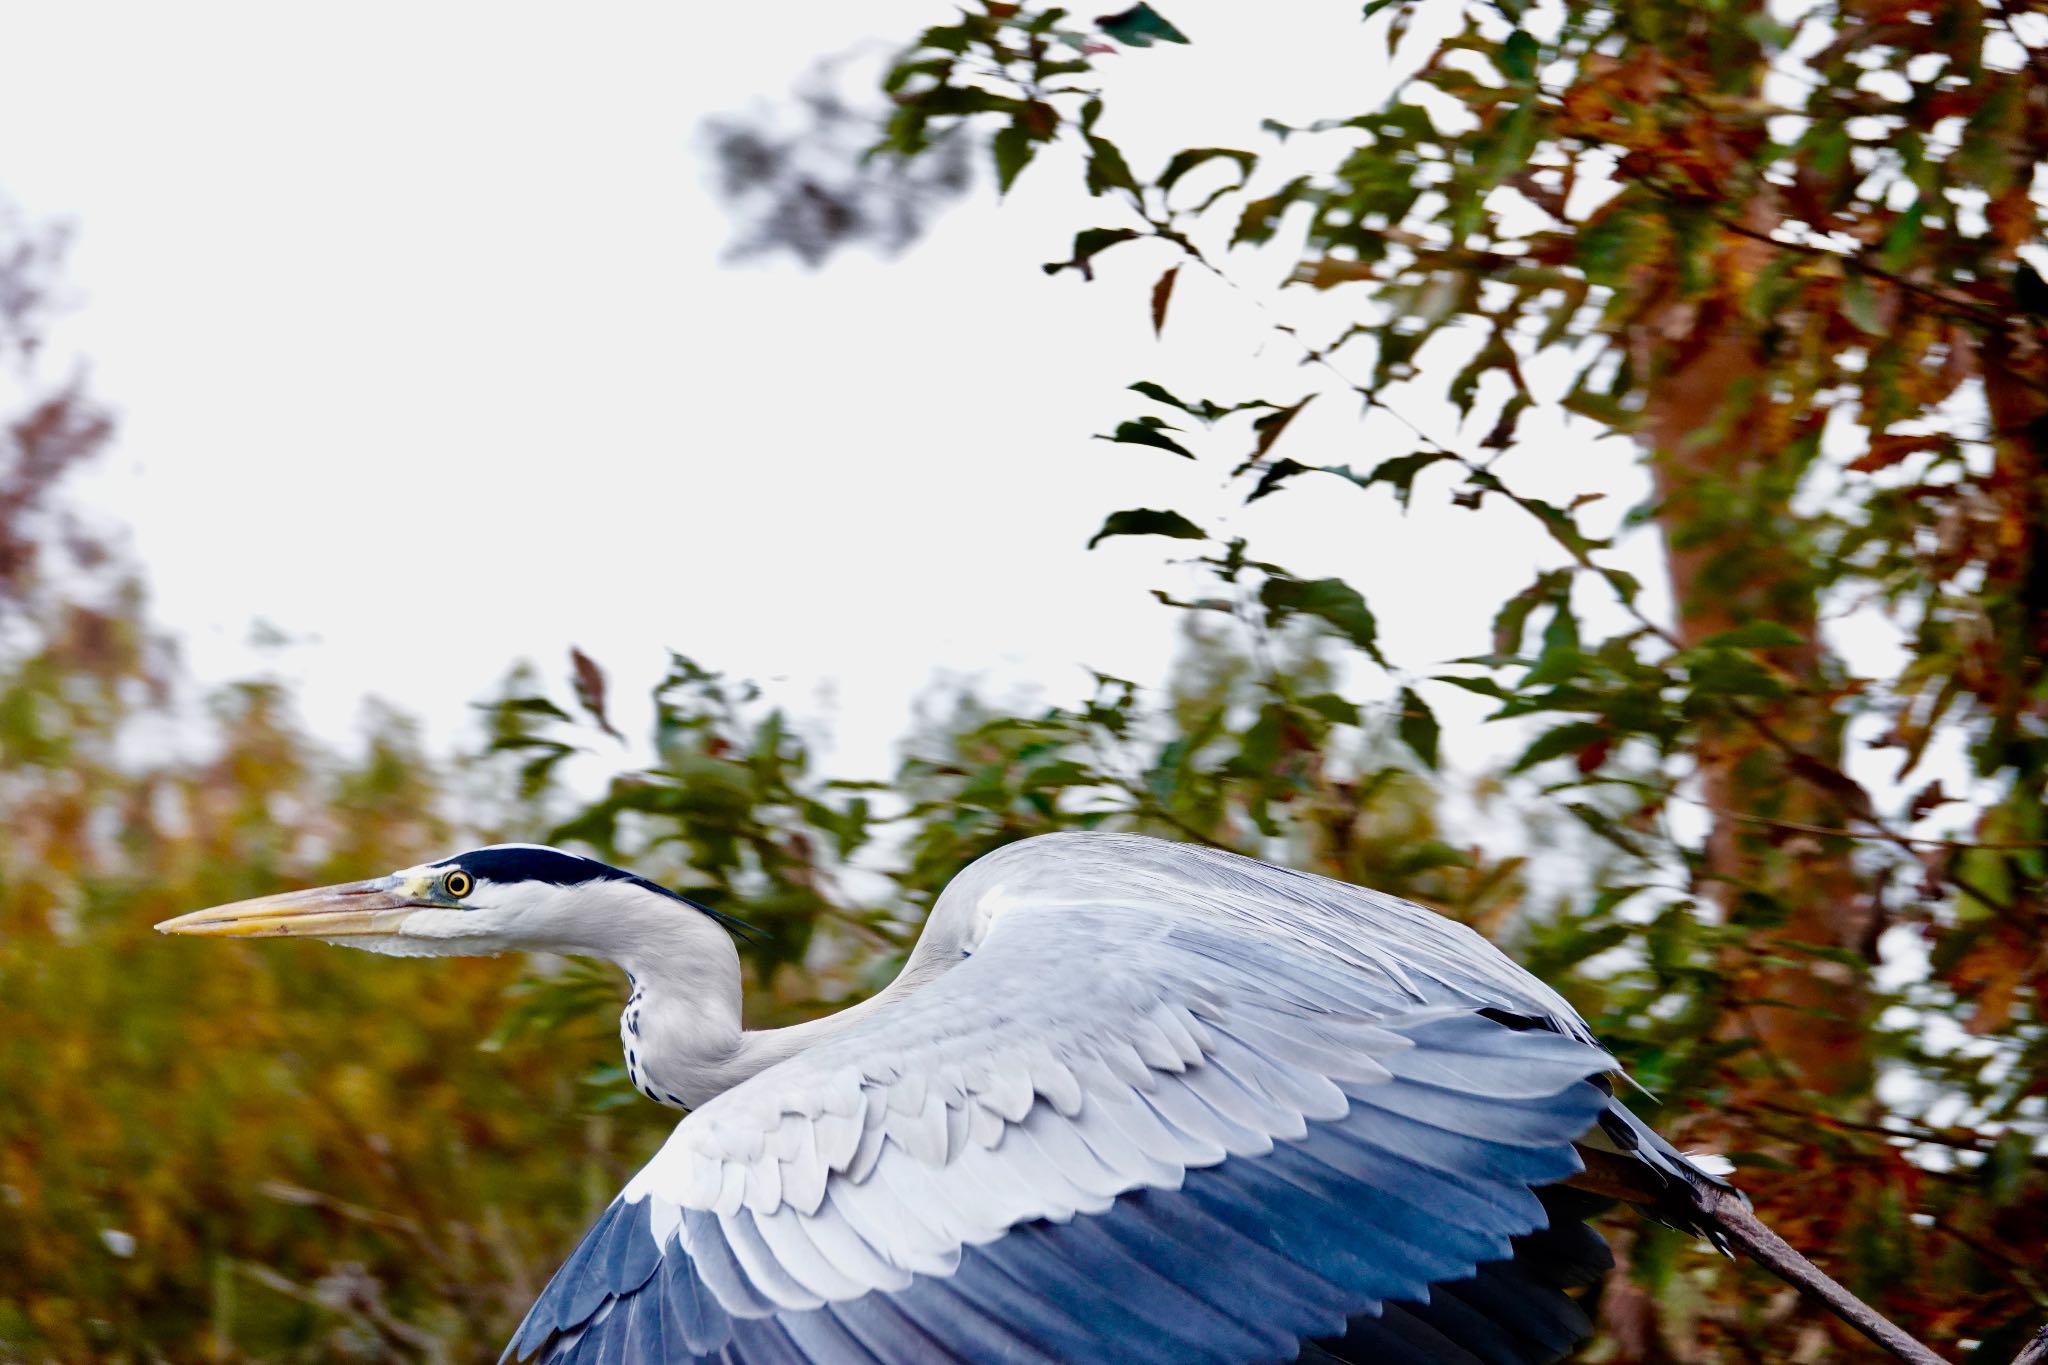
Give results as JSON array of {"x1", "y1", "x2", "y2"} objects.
[{"x1": 506, "y1": 834, "x2": 1623, "y2": 1364}]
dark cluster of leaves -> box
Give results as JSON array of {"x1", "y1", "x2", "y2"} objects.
[
  {"x1": 704, "y1": 61, "x2": 972, "y2": 266},
  {"x1": 0, "y1": 204, "x2": 113, "y2": 612}
]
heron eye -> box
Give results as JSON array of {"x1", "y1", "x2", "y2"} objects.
[{"x1": 443, "y1": 870, "x2": 474, "y2": 900}]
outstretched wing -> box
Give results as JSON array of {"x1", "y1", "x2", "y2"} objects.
[{"x1": 505, "y1": 834, "x2": 1631, "y2": 1364}]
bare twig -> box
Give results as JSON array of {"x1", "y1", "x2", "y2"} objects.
[
  {"x1": 2012, "y1": 1325, "x2": 2048, "y2": 1365},
  {"x1": 1711, "y1": 215, "x2": 2004, "y2": 326},
  {"x1": 236, "y1": 1260, "x2": 446, "y2": 1362},
  {"x1": 1693, "y1": 801, "x2": 2048, "y2": 853},
  {"x1": 1747, "y1": 1098, "x2": 1997, "y2": 1154},
  {"x1": 258, "y1": 1179, "x2": 449, "y2": 1266}
]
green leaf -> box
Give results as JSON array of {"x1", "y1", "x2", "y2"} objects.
[
  {"x1": 911, "y1": 19, "x2": 979, "y2": 55},
  {"x1": 1085, "y1": 134, "x2": 1140, "y2": 196},
  {"x1": 1432, "y1": 674, "x2": 1508, "y2": 700},
  {"x1": 1130, "y1": 381, "x2": 1275, "y2": 422},
  {"x1": 1599, "y1": 566, "x2": 1641, "y2": 606},
  {"x1": 1878, "y1": 199, "x2": 1926, "y2": 275},
  {"x1": 1841, "y1": 273, "x2": 1886, "y2": 335},
  {"x1": 1232, "y1": 176, "x2": 1309, "y2": 247},
  {"x1": 1158, "y1": 147, "x2": 1256, "y2": 194},
  {"x1": 1696, "y1": 622, "x2": 1805, "y2": 650},
  {"x1": 914, "y1": 85, "x2": 1026, "y2": 119},
  {"x1": 1463, "y1": 470, "x2": 1608, "y2": 558},
  {"x1": 1243, "y1": 396, "x2": 1314, "y2": 466},
  {"x1": 882, "y1": 55, "x2": 953, "y2": 95},
  {"x1": 1397, "y1": 686, "x2": 1441, "y2": 768},
  {"x1": 494, "y1": 695, "x2": 574, "y2": 721},
  {"x1": 1525, "y1": 597, "x2": 1583, "y2": 686},
  {"x1": 1684, "y1": 648, "x2": 1785, "y2": 701},
  {"x1": 1564, "y1": 802, "x2": 1649, "y2": 857},
  {"x1": 1044, "y1": 227, "x2": 1141, "y2": 279},
  {"x1": 1130, "y1": 379, "x2": 1206, "y2": 415},
  {"x1": 992, "y1": 124, "x2": 1036, "y2": 194},
  {"x1": 1096, "y1": 417, "x2": 1194, "y2": 459},
  {"x1": 1299, "y1": 692, "x2": 1362, "y2": 725},
  {"x1": 1087, "y1": 508, "x2": 1207, "y2": 549},
  {"x1": 1479, "y1": 392, "x2": 1533, "y2": 451},
  {"x1": 1492, "y1": 569, "x2": 1570, "y2": 656},
  {"x1": 1512, "y1": 720, "x2": 1610, "y2": 773},
  {"x1": 1499, "y1": 29, "x2": 1539, "y2": 81},
  {"x1": 1365, "y1": 451, "x2": 1447, "y2": 510},
  {"x1": 1097, "y1": 3, "x2": 1189, "y2": 46},
  {"x1": 1247, "y1": 457, "x2": 1312, "y2": 502},
  {"x1": 1259, "y1": 575, "x2": 1387, "y2": 664},
  {"x1": 1448, "y1": 334, "x2": 1516, "y2": 418}
]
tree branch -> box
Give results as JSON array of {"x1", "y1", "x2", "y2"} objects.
[
  {"x1": 1569, "y1": 1149, "x2": 1947, "y2": 1363},
  {"x1": 1710, "y1": 214, "x2": 2005, "y2": 327},
  {"x1": 1699, "y1": 1184, "x2": 1947, "y2": 1365}
]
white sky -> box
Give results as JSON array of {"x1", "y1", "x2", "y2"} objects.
[{"x1": 0, "y1": 2, "x2": 1662, "y2": 786}]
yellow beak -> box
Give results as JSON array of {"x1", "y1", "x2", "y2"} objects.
[{"x1": 155, "y1": 877, "x2": 424, "y2": 940}]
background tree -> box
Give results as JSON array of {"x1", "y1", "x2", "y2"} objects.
[{"x1": 854, "y1": 0, "x2": 2048, "y2": 1358}]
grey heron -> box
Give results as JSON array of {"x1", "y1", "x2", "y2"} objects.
[{"x1": 158, "y1": 831, "x2": 1732, "y2": 1364}]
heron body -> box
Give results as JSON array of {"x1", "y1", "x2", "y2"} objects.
[{"x1": 159, "y1": 831, "x2": 1728, "y2": 1364}]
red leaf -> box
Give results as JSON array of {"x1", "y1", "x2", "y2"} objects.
[
  {"x1": 1847, "y1": 433, "x2": 1947, "y2": 474},
  {"x1": 1150, "y1": 266, "x2": 1179, "y2": 337},
  {"x1": 569, "y1": 647, "x2": 624, "y2": 741}
]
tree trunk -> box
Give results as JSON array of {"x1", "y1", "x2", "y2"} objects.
[{"x1": 1630, "y1": 214, "x2": 1875, "y2": 1097}]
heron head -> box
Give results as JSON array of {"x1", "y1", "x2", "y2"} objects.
[{"x1": 154, "y1": 844, "x2": 756, "y2": 961}]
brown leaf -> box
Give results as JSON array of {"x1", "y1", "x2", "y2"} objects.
[
  {"x1": 569, "y1": 647, "x2": 624, "y2": 741},
  {"x1": 1947, "y1": 922, "x2": 2037, "y2": 1035},
  {"x1": 1907, "y1": 779, "x2": 1951, "y2": 821},
  {"x1": 1989, "y1": 183, "x2": 2037, "y2": 252},
  {"x1": 1785, "y1": 752, "x2": 1877, "y2": 824},
  {"x1": 1847, "y1": 433, "x2": 1947, "y2": 474},
  {"x1": 1150, "y1": 265, "x2": 1178, "y2": 337},
  {"x1": 1298, "y1": 257, "x2": 1377, "y2": 290}
]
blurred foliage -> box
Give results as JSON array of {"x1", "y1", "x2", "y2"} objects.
[
  {"x1": 703, "y1": 54, "x2": 973, "y2": 266},
  {"x1": 863, "y1": 0, "x2": 2048, "y2": 1357},
  {"x1": 9, "y1": 0, "x2": 2048, "y2": 1359}
]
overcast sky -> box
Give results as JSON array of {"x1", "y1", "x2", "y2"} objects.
[{"x1": 0, "y1": 2, "x2": 1666, "y2": 786}]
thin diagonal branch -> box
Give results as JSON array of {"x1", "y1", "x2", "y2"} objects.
[
  {"x1": 1701, "y1": 1185, "x2": 1946, "y2": 1365},
  {"x1": 1570, "y1": 1149, "x2": 1946, "y2": 1364}
]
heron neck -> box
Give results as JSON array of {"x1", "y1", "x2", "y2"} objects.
[{"x1": 621, "y1": 936, "x2": 955, "y2": 1112}]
